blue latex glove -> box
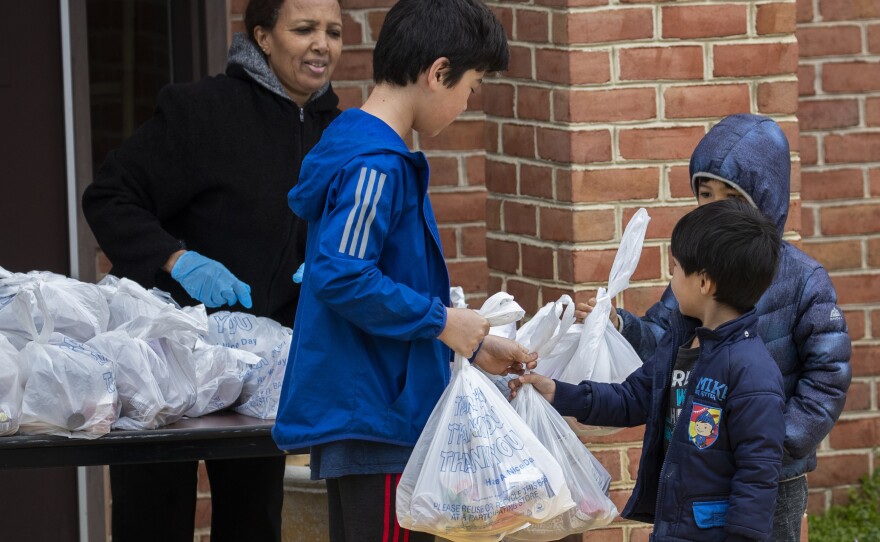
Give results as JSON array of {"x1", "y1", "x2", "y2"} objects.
[
  {"x1": 170, "y1": 250, "x2": 253, "y2": 309},
  {"x1": 292, "y1": 263, "x2": 305, "y2": 284}
]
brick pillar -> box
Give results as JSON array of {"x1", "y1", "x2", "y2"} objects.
[
  {"x1": 486, "y1": 0, "x2": 801, "y2": 319},
  {"x1": 795, "y1": 0, "x2": 880, "y2": 520},
  {"x1": 484, "y1": 1, "x2": 801, "y2": 539}
]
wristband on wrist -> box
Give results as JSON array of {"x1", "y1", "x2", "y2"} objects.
[{"x1": 467, "y1": 340, "x2": 484, "y2": 363}]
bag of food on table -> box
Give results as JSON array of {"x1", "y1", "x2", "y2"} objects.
[
  {"x1": 13, "y1": 286, "x2": 118, "y2": 439},
  {"x1": 397, "y1": 295, "x2": 573, "y2": 542},
  {"x1": 184, "y1": 338, "x2": 260, "y2": 418},
  {"x1": 0, "y1": 334, "x2": 22, "y2": 436},
  {"x1": 87, "y1": 330, "x2": 168, "y2": 430},
  {"x1": 204, "y1": 311, "x2": 292, "y2": 419},
  {"x1": 142, "y1": 337, "x2": 198, "y2": 427},
  {"x1": 98, "y1": 275, "x2": 178, "y2": 330},
  {"x1": 0, "y1": 270, "x2": 110, "y2": 348},
  {"x1": 506, "y1": 382, "x2": 618, "y2": 540}
]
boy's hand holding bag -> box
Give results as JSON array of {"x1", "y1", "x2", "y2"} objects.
[{"x1": 397, "y1": 293, "x2": 574, "y2": 541}]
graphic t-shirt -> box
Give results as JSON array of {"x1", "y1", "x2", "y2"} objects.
[{"x1": 665, "y1": 338, "x2": 699, "y2": 448}]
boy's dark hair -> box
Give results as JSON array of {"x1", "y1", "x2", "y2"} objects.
[
  {"x1": 671, "y1": 199, "x2": 781, "y2": 313},
  {"x1": 372, "y1": 0, "x2": 509, "y2": 87}
]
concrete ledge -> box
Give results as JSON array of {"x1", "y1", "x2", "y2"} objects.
[{"x1": 282, "y1": 465, "x2": 329, "y2": 542}]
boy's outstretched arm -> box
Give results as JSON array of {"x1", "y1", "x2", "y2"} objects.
[
  {"x1": 510, "y1": 372, "x2": 556, "y2": 402},
  {"x1": 511, "y1": 352, "x2": 656, "y2": 427}
]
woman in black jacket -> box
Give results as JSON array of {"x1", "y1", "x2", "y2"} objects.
[{"x1": 81, "y1": 0, "x2": 343, "y2": 540}]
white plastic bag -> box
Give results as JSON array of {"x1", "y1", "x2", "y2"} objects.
[
  {"x1": 507, "y1": 383, "x2": 618, "y2": 540},
  {"x1": 87, "y1": 330, "x2": 168, "y2": 430},
  {"x1": 142, "y1": 337, "x2": 198, "y2": 427},
  {"x1": 551, "y1": 208, "x2": 651, "y2": 437},
  {"x1": 509, "y1": 295, "x2": 581, "y2": 398},
  {"x1": 397, "y1": 296, "x2": 573, "y2": 541},
  {"x1": 516, "y1": 295, "x2": 577, "y2": 359},
  {"x1": 98, "y1": 275, "x2": 176, "y2": 330},
  {"x1": 0, "y1": 334, "x2": 22, "y2": 436},
  {"x1": 184, "y1": 338, "x2": 260, "y2": 418},
  {"x1": 14, "y1": 286, "x2": 118, "y2": 439},
  {"x1": 0, "y1": 271, "x2": 110, "y2": 347},
  {"x1": 464, "y1": 290, "x2": 526, "y2": 399},
  {"x1": 204, "y1": 311, "x2": 292, "y2": 419}
]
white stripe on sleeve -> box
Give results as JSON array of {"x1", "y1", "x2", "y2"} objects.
[
  {"x1": 357, "y1": 172, "x2": 387, "y2": 258},
  {"x1": 339, "y1": 167, "x2": 368, "y2": 254},
  {"x1": 348, "y1": 169, "x2": 377, "y2": 256}
]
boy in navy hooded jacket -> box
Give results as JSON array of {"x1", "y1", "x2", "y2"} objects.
[
  {"x1": 578, "y1": 114, "x2": 851, "y2": 540},
  {"x1": 516, "y1": 199, "x2": 786, "y2": 542},
  {"x1": 272, "y1": 1, "x2": 536, "y2": 540}
]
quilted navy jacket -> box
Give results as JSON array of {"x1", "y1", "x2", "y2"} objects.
[
  {"x1": 554, "y1": 309, "x2": 785, "y2": 541},
  {"x1": 617, "y1": 114, "x2": 852, "y2": 480}
]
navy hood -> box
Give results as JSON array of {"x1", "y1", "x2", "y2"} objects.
[
  {"x1": 289, "y1": 109, "x2": 428, "y2": 222},
  {"x1": 689, "y1": 114, "x2": 791, "y2": 232}
]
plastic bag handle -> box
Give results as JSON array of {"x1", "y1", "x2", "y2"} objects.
[
  {"x1": 607, "y1": 208, "x2": 651, "y2": 299},
  {"x1": 13, "y1": 284, "x2": 54, "y2": 343}
]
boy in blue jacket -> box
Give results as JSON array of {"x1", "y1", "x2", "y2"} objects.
[
  {"x1": 272, "y1": 1, "x2": 536, "y2": 541},
  {"x1": 516, "y1": 199, "x2": 787, "y2": 542},
  {"x1": 578, "y1": 114, "x2": 851, "y2": 541}
]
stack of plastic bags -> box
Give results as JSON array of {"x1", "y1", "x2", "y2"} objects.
[
  {"x1": 397, "y1": 293, "x2": 575, "y2": 541},
  {"x1": 204, "y1": 311, "x2": 292, "y2": 419},
  {"x1": 0, "y1": 265, "x2": 294, "y2": 440},
  {"x1": 11, "y1": 284, "x2": 118, "y2": 438},
  {"x1": 0, "y1": 334, "x2": 21, "y2": 436}
]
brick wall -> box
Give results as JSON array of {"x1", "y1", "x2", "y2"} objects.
[
  {"x1": 795, "y1": 0, "x2": 880, "y2": 518},
  {"x1": 220, "y1": 0, "x2": 878, "y2": 541},
  {"x1": 481, "y1": 2, "x2": 800, "y2": 540}
]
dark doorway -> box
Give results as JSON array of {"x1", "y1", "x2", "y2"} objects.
[
  {"x1": 87, "y1": 0, "x2": 222, "y2": 176},
  {"x1": 0, "y1": 1, "x2": 71, "y2": 276},
  {"x1": 0, "y1": 1, "x2": 224, "y2": 540},
  {"x1": 0, "y1": 1, "x2": 80, "y2": 539}
]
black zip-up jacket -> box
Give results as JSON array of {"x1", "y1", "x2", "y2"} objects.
[{"x1": 82, "y1": 34, "x2": 340, "y2": 325}]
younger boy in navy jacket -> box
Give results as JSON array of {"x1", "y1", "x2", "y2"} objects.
[
  {"x1": 580, "y1": 114, "x2": 851, "y2": 540},
  {"x1": 516, "y1": 199, "x2": 786, "y2": 542}
]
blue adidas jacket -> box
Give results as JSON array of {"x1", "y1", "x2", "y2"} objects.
[
  {"x1": 616, "y1": 114, "x2": 852, "y2": 480},
  {"x1": 272, "y1": 109, "x2": 452, "y2": 451},
  {"x1": 554, "y1": 310, "x2": 785, "y2": 541}
]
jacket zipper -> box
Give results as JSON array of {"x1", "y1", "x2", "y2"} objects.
[
  {"x1": 653, "y1": 317, "x2": 690, "y2": 535},
  {"x1": 266, "y1": 103, "x2": 307, "y2": 311}
]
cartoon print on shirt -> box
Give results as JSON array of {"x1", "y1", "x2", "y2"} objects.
[
  {"x1": 689, "y1": 403, "x2": 721, "y2": 449},
  {"x1": 665, "y1": 367, "x2": 691, "y2": 442}
]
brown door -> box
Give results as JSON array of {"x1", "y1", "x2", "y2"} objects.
[
  {"x1": 0, "y1": 1, "x2": 81, "y2": 541},
  {"x1": 0, "y1": 1, "x2": 72, "y2": 275}
]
